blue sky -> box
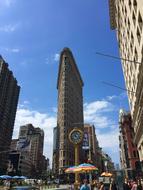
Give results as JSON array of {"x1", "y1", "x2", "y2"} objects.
[{"x1": 0, "y1": 0, "x2": 129, "y2": 165}]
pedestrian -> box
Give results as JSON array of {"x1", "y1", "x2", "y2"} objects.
[
  {"x1": 80, "y1": 179, "x2": 90, "y2": 190},
  {"x1": 137, "y1": 180, "x2": 142, "y2": 190},
  {"x1": 131, "y1": 181, "x2": 138, "y2": 190},
  {"x1": 123, "y1": 179, "x2": 130, "y2": 190},
  {"x1": 69, "y1": 183, "x2": 74, "y2": 190},
  {"x1": 110, "y1": 179, "x2": 117, "y2": 190},
  {"x1": 92, "y1": 180, "x2": 99, "y2": 190},
  {"x1": 4, "y1": 180, "x2": 10, "y2": 190},
  {"x1": 99, "y1": 182, "x2": 104, "y2": 190}
]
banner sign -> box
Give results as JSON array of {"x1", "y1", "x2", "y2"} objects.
[{"x1": 82, "y1": 132, "x2": 89, "y2": 150}]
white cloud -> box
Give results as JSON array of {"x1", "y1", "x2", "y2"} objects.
[
  {"x1": 107, "y1": 95, "x2": 117, "y2": 101},
  {"x1": 0, "y1": 24, "x2": 18, "y2": 32},
  {"x1": 23, "y1": 100, "x2": 30, "y2": 105},
  {"x1": 97, "y1": 129, "x2": 120, "y2": 163},
  {"x1": 84, "y1": 98, "x2": 120, "y2": 163},
  {"x1": 84, "y1": 100, "x2": 113, "y2": 114},
  {"x1": 84, "y1": 100, "x2": 114, "y2": 128},
  {"x1": 54, "y1": 53, "x2": 60, "y2": 62},
  {"x1": 106, "y1": 92, "x2": 128, "y2": 101},
  {"x1": 52, "y1": 107, "x2": 57, "y2": 113},
  {"x1": 0, "y1": 0, "x2": 15, "y2": 7},
  {"x1": 45, "y1": 53, "x2": 60, "y2": 65},
  {"x1": 14, "y1": 97, "x2": 120, "y2": 165},
  {"x1": 5, "y1": 48, "x2": 20, "y2": 53},
  {"x1": 97, "y1": 129, "x2": 119, "y2": 149},
  {"x1": 11, "y1": 48, "x2": 20, "y2": 53},
  {"x1": 119, "y1": 92, "x2": 128, "y2": 99},
  {"x1": 5, "y1": 0, "x2": 13, "y2": 6},
  {"x1": 13, "y1": 107, "x2": 57, "y2": 165}
]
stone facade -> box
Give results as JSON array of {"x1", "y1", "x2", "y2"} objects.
[
  {"x1": 53, "y1": 48, "x2": 84, "y2": 176},
  {"x1": 109, "y1": 0, "x2": 143, "y2": 162}
]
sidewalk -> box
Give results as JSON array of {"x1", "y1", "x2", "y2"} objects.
[
  {"x1": 0, "y1": 186, "x2": 7, "y2": 190},
  {"x1": 43, "y1": 184, "x2": 69, "y2": 190}
]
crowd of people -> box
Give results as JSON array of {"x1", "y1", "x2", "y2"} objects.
[
  {"x1": 123, "y1": 179, "x2": 143, "y2": 190},
  {"x1": 69, "y1": 178, "x2": 143, "y2": 190}
]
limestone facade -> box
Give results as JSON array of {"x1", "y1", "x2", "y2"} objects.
[{"x1": 109, "y1": 0, "x2": 143, "y2": 162}]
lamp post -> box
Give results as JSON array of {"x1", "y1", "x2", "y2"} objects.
[
  {"x1": 87, "y1": 130, "x2": 92, "y2": 184},
  {"x1": 69, "y1": 127, "x2": 83, "y2": 190}
]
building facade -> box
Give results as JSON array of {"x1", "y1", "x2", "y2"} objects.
[
  {"x1": 82, "y1": 124, "x2": 106, "y2": 176},
  {"x1": 119, "y1": 109, "x2": 142, "y2": 179},
  {"x1": 108, "y1": 0, "x2": 143, "y2": 163},
  {"x1": 53, "y1": 48, "x2": 84, "y2": 176},
  {"x1": 18, "y1": 124, "x2": 44, "y2": 176},
  {"x1": 52, "y1": 127, "x2": 59, "y2": 176},
  {"x1": 8, "y1": 150, "x2": 32, "y2": 177},
  {"x1": 101, "y1": 152, "x2": 115, "y2": 173},
  {"x1": 8, "y1": 132, "x2": 47, "y2": 178},
  {"x1": 0, "y1": 56, "x2": 20, "y2": 174},
  {"x1": 82, "y1": 124, "x2": 98, "y2": 165}
]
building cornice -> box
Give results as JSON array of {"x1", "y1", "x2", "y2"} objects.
[{"x1": 108, "y1": 0, "x2": 117, "y2": 30}]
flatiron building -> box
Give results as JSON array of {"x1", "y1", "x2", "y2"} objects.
[{"x1": 53, "y1": 48, "x2": 84, "y2": 176}]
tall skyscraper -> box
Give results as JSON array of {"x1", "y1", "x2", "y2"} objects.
[
  {"x1": 0, "y1": 56, "x2": 20, "y2": 174},
  {"x1": 53, "y1": 48, "x2": 84, "y2": 176},
  {"x1": 109, "y1": 0, "x2": 143, "y2": 162}
]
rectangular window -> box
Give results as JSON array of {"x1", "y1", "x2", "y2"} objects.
[
  {"x1": 129, "y1": 0, "x2": 131, "y2": 9},
  {"x1": 138, "y1": 12, "x2": 143, "y2": 31},
  {"x1": 134, "y1": 48, "x2": 138, "y2": 62},
  {"x1": 133, "y1": 0, "x2": 137, "y2": 12},
  {"x1": 137, "y1": 28, "x2": 141, "y2": 44},
  {"x1": 132, "y1": 12, "x2": 136, "y2": 25},
  {"x1": 133, "y1": 150, "x2": 136, "y2": 158},
  {"x1": 131, "y1": 32, "x2": 134, "y2": 44}
]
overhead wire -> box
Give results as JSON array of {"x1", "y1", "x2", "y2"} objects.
[
  {"x1": 96, "y1": 52, "x2": 142, "y2": 65},
  {"x1": 102, "y1": 81, "x2": 136, "y2": 94}
]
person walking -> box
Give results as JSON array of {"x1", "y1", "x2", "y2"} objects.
[
  {"x1": 92, "y1": 180, "x2": 99, "y2": 190},
  {"x1": 137, "y1": 180, "x2": 142, "y2": 190},
  {"x1": 110, "y1": 180, "x2": 117, "y2": 190},
  {"x1": 131, "y1": 181, "x2": 138, "y2": 190},
  {"x1": 123, "y1": 179, "x2": 130, "y2": 190},
  {"x1": 99, "y1": 182, "x2": 104, "y2": 190},
  {"x1": 80, "y1": 179, "x2": 90, "y2": 190}
]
